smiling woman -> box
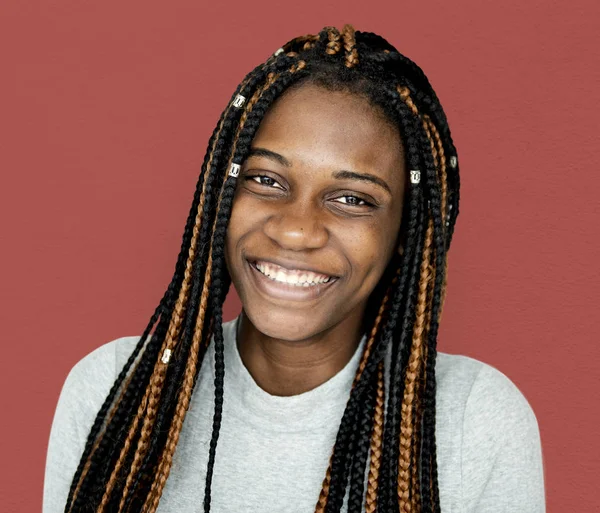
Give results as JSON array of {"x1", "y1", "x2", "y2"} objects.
[
  {"x1": 225, "y1": 83, "x2": 406, "y2": 348},
  {"x1": 43, "y1": 24, "x2": 545, "y2": 513}
]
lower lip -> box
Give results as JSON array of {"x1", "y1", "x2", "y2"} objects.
[{"x1": 246, "y1": 259, "x2": 339, "y2": 302}]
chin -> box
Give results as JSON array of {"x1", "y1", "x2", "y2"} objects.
[{"x1": 243, "y1": 307, "x2": 325, "y2": 342}]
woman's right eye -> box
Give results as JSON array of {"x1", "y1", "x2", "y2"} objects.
[{"x1": 245, "y1": 174, "x2": 284, "y2": 190}]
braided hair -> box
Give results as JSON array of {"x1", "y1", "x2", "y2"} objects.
[{"x1": 64, "y1": 23, "x2": 460, "y2": 513}]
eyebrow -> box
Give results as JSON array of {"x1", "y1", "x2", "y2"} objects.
[
  {"x1": 247, "y1": 147, "x2": 291, "y2": 167},
  {"x1": 247, "y1": 147, "x2": 393, "y2": 196}
]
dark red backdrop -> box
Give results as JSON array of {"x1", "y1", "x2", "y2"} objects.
[{"x1": 1, "y1": 0, "x2": 598, "y2": 511}]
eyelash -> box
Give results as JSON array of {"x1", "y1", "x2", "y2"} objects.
[{"x1": 245, "y1": 174, "x2": 375, "y2": 208}]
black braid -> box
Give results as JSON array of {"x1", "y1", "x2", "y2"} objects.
[
  {"x1": 203, "y1": 64, "x2": 313, "y2": 512},
  {"x1": 65, "y1": 162, "x2": 208, "y2": 510},
  {"x1": 66, "y1": 60, "x2": 268, "y2": 510},
  {"x1": 119, "y1": 67, "x2": 263, "y2": 510},
  {"x1": 379, "y1": 190, "x2": 426, "y2": 513},
  {"x1": 322, "y1": 76, "x2": 425, "y2": 512},
  {"x1": 378, "y1": 197, "x2": 426, "y2": 511},
  {"x1": 415, "y1": 115, "x2": 448, "y2": 513},
  {"x1": 113, "y1": 54, "x2": 308, "y2": 508},
  {"x1": 400, "y1": 93, "x2": 447, "y2": 513},
  {"x1": 347, "y1": 366, "x2": 382, "y2": 512}
]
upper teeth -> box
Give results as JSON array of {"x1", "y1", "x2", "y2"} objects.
[{"x1": 254, "y1": 261, "x2": 332, "y2": 285}]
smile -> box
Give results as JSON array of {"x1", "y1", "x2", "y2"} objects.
[{"x1": 246, "y1": 259, "x2": 339, "y2": 302}]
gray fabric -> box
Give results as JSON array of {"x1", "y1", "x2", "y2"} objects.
[{"x1": 43, "y1": 314, "x2": 546, "y2": 512}]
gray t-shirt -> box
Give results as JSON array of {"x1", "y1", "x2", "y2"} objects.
[{"x1": 43, "y1": 314, "x2": 546, "y2": 512}]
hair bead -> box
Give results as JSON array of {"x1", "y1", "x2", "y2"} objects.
[
  {"x1": 228, "y1": 163, "x2": 241, "y2": 177},
  {"x1": 449, "y1": 156, "x2": 458, "y2": 169},
  {"x1": 232, "y1": 94, "x2": 246, "y2": 108},
  {"x1": 410, "y1": 170, "x2": 421, "y2": 184},
  {"x1": 161, "y1": 349, "x2": 172, "y2": 364}
]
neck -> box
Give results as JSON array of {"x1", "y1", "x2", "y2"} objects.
[{"x1": 235, "y1": 309, "x2": 365, "y2": 396}]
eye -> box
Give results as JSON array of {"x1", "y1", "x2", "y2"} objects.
[
  {"x1": 245, "y1": 174, "x2": 284, "y2": 190},
  {"x1": 333, "y1": 195, "x2": 374, "y2": 208},
  {"x1": 244, "y1": 174, "x2": 375, "y2": 209}
]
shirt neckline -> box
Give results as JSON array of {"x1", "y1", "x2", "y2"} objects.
[{"x1": 208, "y1": 314, "x2": 367, "y2": 432}]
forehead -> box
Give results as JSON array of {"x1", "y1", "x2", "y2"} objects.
[{"x1": 249, "y1": 83, "x2": 405, "y2": 191}]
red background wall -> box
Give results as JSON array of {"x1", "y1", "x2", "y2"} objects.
[{"x1": 1, "y1": 0, "x2": 598, "y2": 510}]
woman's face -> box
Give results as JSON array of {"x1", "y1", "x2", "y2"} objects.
[{"x1": 224, "y1": 82, "x2": 406, "y2": 341}]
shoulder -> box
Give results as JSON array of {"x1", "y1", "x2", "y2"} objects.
[
  {"x1": 51, "y1": 334, "x2": 144, "y2": 441},
  {"x1": 43, "y1": 335, "x2": 142, "y2": 512},
  {"x1": 437, "y1": 351, "x2": 541, "y2": 455},
  {"x1": 63, "y1": 336, "x2": 140, "y2": 390},
  {"x1": 55, "y1": 336, "x2": 143, "y2": 413},
  {"x1": 436, "y1": 351, "x2": 539, "y2": 433},
  {"x1": 455, "y1": 353, "x2": 536, "y2": 435},
  {"x1": 435, "y1": 352, "x2": 545, "y2": 512},
  {"x1": 47, "y1": 334, "x2": 143, "y2": 446}
]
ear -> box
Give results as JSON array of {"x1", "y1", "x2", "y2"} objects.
[{"x1": 398, "y1": 244, "x2": 404, "y2": 256}]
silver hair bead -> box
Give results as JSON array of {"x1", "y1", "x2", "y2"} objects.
[
  {"x1": 274, "y1": 48, "x2": 284, "y2": 56},
  {"x1": 410, "y1": 170, "x2": 421, "y2": 184},
  {"x1": 232, "y1": 94, "x2": 246, "y2": 108},
  {"x1": 161, "y1": 348, "x2": 172, "y2": 364},
  {"x1": 449, "y1": 156, "x2": 458, "y2": 169},
  {"x1": 446, "y1": 203, "x2": 452, "y2": 226},
  {"x1": 229, "y1": 163, "x2": 241, "y2": 177}
]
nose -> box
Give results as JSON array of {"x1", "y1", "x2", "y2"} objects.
[{"x1": 262, "y1": 201, "x2": 329, "y2": 251}]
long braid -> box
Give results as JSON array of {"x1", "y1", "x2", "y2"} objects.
[
  {"x1": 317, "y1": 58, "x2": 437, "y2": 511},
  {"x1": 364, "y1": 361, "x2": 386, "y2": 513},
  {"x1": 410, "y1": 252, "x2": 436, "y2": 509},
  {"x1": 66, "y1": 100, "x2": 227, "y2": 509},
  {"x1": 423, "y1": 116, "x2": 449, "y2": 311},
  {"x1": 132, "y1": 52, "x2": 317, "y2": 502},
  {"x1": 418, "y1": 121, "x2": 449, "y2": 511},
  {"x1": 203, "y1": 59, "x2": 314, "y2": 512},
  {"x1": 64, "y1": 24, "x2": 460, "y2": 513},
  {"x1": 398, "y1": 84, "x2": 450, "y2": 513},
  {"x1": 134, "y1": 58, "x2": 309, "y2": 513},
  {"x1": 420, "y1": 124, "x2": 450, "y2": 513},
  {"x1": 398, "y1": 214, "x2": 434, "y2": 513},
  {"x1": 347, "y1": 269, "x2": 401, "y2": 512},
  {"x1": 130, "y1": 65, "x2": 283, "y2": 513},
  {"x1": 315, "y1": 268, "x2": 400, "y2": 513},
  {"x1": 348, "y1": 267, "x2": 404, "y2": 512},
  {"x1": 376, "y1": 84, "x2": 429, "y2": 513},
  {"x1": 64, "y1": 307, "x2": 162, "y2": 512},
  {"x1": 363, "y1": 269, "x2": 403, "y2": 512},
  {"x1": 105, "y1": 56, "x2": 306, "y2": 510},
  {"x1": 93, "y1": 72, "x2": 253, "y2": 512},
  {"x1": 347, "y1": 367, "x2": 379, "y2": 512},
  {"x1": 119, "y1": 102, "x2": 243, "y2": 513},
  {"x1": 71, "y1": 60, "x2": 273, "y2": 510},
  {"x1": 323, "y1": 195, "x2": 426, "y2": 513},
  {"x1": 395, "y1": 85, "x2": 435, "y2": 513},
  {"x1": 380, "y1": 193, "x2": 426, "y2": 513}
]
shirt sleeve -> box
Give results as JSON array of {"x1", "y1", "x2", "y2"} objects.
[
  {"x1": 42, "y1": 341, "x2": 119, "y2": 513},
  {"x1": 461, "y1": 364, "x2": 546, "y2": 512}
]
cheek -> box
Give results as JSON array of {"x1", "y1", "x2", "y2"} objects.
[
  {"x1": 349, "y1": 217, "x2": 386, "y2": 250},
  {"x1": 224, "y1": 193, "x2": 258, "y2": 261},
  {"x1": 341, "y1": 222, "x2": 396, "y2": 280}
]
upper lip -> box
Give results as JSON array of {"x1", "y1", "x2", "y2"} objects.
[{"x1": 246, "y1": 257, "x2": 339, "y2": 278}]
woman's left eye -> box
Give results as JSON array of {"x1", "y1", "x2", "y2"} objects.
[{"x1": 333, "y1": 195, "x2": 372, "y2": 207}]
